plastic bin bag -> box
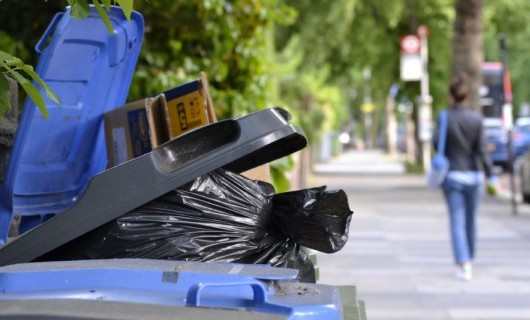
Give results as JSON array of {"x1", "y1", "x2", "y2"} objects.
[
  {"x1": 272, "y1": 187, "x2": 352, "y2": 253},
  {"x1": 39, "y1": 169, "x2": 353, "y2": 282}
]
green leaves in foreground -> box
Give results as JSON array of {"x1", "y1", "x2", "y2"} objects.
[
  {"x1": 67, "y1": 0, "x2": 134, "y2": 33},
  {"x1": 0, "y1": 50, "x2": 60, "y2": 118},
  {"x1": 0, "y1": 75, "x2": 10, "y2": 116}
]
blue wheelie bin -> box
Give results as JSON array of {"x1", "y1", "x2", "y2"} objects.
[{"x1": 0, "y1": 5, "x2": 144, "y2": 242}]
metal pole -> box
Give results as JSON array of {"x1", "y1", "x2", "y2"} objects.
[
  {"x1": 499, "y1": 34, "x2": 518, "y2": 216},
  {"x1": 418, "y1": 26, "x2": 432, "y2": 172}
]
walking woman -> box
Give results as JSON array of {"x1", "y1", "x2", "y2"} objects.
[{"x1": 433, "y1": 71, "x2": 498, "y2": 281}]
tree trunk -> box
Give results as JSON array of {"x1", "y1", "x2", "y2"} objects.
[{"x1": 452, "y1": 0, "x2": 483, "y2": 111}]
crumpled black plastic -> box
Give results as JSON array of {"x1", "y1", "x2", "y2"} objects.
[
  {"x1": 40, "y1": 169, "x2": 353, "y2": 283},
  {"x1": 272, "y1": 187, "x2": 352, "y2": 253}
]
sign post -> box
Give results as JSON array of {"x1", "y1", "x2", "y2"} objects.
[
  {"x1": 400, "y1": 35, "x2": 422, "y2": 81},
  {"x1": 400, "y1": 26, "x2": 432, "y2": 171},
  {"x1": 418, "y1": 25, "x2": 432, "y2": 172}
]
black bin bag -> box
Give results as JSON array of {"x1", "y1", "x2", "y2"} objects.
[
  {"x1": 40, "y1": 169, "x2": 353, "y2": 283},
  {"x1": 272, "y1": 187, "x2": 352, "y2": 253}
]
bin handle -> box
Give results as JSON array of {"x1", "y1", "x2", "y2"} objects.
[
  {"x1": 36, "y1": 12, "x2": 64, "y2": 53},
  {"x1": 186, "y1": 281, "x2": 267, "y2": 306}
]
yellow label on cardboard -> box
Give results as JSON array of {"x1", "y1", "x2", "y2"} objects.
[{"x1": 165, "y1": 90, "x2": 208, "y2": 138}]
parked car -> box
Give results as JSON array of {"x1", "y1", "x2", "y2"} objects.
[
  {"x1": 483, "y1": 117, "x2": 509, "y2": 169},
  {"x1": 513, "y1": 117, "x2": 530, "y2": 157}
]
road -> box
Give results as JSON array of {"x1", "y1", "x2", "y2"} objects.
[{"x1": 309, "y1": 149, "x2": 530, "y2": 320}]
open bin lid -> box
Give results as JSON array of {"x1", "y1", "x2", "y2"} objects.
[
  {"x1": 0, "y1": 5, "x2": 145, "y2": 241},
  {"x1": 0, "y1": 107, "x2": 307, "y2": 266},
  {"x1": 13, "y1": 6, "x2": 145, "y2": 214}
]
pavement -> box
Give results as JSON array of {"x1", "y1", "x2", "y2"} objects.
[{"x1": 309, "y1": 149, "x2": 530, "y2": 320}]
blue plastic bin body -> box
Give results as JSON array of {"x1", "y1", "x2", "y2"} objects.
[
  {"x1": 0, "y1": 5, "x2": 144, "y2": 241},
  {"x1": 0, "y1": 259, "x2": 343, "y2": 320}
]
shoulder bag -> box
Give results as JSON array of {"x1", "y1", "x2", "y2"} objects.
[{"x1": 427, "y1": 110, "x2": 450, "y2": 189}]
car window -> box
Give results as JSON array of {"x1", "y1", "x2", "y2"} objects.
[
  {"x1": 517, "y1": 124, "x2": 530, "y2": 133},
  {"x1": 484, "y1": 125, "x2": 502, "y2": 136}
]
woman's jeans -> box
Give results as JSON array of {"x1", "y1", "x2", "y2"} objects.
[{"x1": 442, "y1": 176, "x2": 483, "y2": 264}]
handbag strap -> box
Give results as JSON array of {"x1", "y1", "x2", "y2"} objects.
[{"x1": 437, "y1": 110, "x2": 448, "y2": 153}]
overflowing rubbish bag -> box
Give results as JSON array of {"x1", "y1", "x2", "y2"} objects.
[{"x1": 40, "y1": 169, "x2": 353, "y2": 282}]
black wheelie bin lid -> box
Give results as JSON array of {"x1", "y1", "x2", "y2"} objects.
[{"x1": 0, "y1": 107, "x2": 307, "y2": 266}]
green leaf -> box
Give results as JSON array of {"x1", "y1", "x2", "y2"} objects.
[
  {"x1": 21, "y1": 65, "x2": 60, "y2": 105},
  {"x1": 0, "y1": 50, "x2": 15, "y2": 62},
  {"x1": 115, "y1": 0, "x2": 133, "y2": 20},
  {"x1": 1, "y1": 54, "x2": 25, "y2": 69},
  {"x1": 1, "y1": 51, "x2": 57, "y2": 117},
  {"x1": 0, "y1": 76, "x2": 10, "y2": 117},
  {"x1": 1, "y1": 50, "x2": 59, "y2": 107},
  {"x1": 8, "y1": 70, "x2": 49, "y2": 119},
  {"x1": 68, "y1": 0, "x2": 91, "y2": 20},
  {"x1": 270, "y1": 167, "x2": 290, "y2": 193},
  {"x1": 92, "y1": 0, "x2": 115, "y2": 34},
  {"x1": 270, "y1": 156, "x2": 293, "y2": 171},
  {"x1": 101, "y1": 0, "x2": 111, "y2": 9}
]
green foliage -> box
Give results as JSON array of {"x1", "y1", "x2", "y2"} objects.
[
  {"x1": 0, "y1": 31, "x2": 29, "y2": 63},
  {"x1": 130, "y1": 0, "x2": 295, "y2": 120},
  {"x1": 0, "y1": 76, "x2": 9, "y2": 114},
  {"x1": 67, "y1": 0, "x2": 134, "y2": 32},
  {"x1": 125, "y1": 0, "x2": 297, "y2": 190},
  {"x1": 5, "y1": 1, "x2": 530, "y2": 121},
  {"x1": 5, "y1": 0, "x2": 530, "y2": 184},
  {"x1": 273, "y1": 0, "x2": 456, "y2": 148},
  {"x1": 404, "y1": 160, "x2": 424, "y2": 174},
  {"x1": 0, "y1": 0, "x2": 296, "y2": 188},
  {"x1": 0, "y1": 50, "x2": 59, "y2": 118},
  {"x1": 270, "y1": 156, "x2": 294, "y2": 193}
]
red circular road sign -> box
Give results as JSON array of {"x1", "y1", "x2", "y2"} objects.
[{"x1": 400, "y1": 35, "x2": 420, "y2": 54}]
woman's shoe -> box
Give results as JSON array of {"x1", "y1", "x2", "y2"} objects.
[{"x1": 456, "y1": 263, "x2": 472, "y2": 281}]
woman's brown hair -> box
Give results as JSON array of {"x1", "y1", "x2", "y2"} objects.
[{"x1": 449, "y1": 71, "x2": 470, "y2": 103}]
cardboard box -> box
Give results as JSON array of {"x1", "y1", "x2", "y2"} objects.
[
  {"x1": 104, "y1": 72, "x2": 269, "y2": 182},
  {"x1": 145, "y1": 94, "x2": 169, "y2": 148},
  {"x1": 105, "y1": 73, "x2": 216, "y2": 167},
  {"x1": 161, "y1": 72, "x2": 216, "y2": 140},
  {"x1": 104, "y1": 99, "x2": 152, "y2": 168}
]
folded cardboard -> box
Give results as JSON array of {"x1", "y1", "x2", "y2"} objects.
[
  {"x1": 163, "y1": 79, "x2": 209, "y2": 139},
  {"x1": 145, "y1": 94, "x2": 169, "y2": 149},
  {"x1": 104, "y1": 99, "x2": 152, "y2": 168},
  {"x1": 105, "y1": 73, "x2": 215, "y2": 167}
]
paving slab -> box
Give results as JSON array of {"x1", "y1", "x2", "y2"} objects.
[{"x1": 310, "y1": 149, "x2": 530, "y2": 320}]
